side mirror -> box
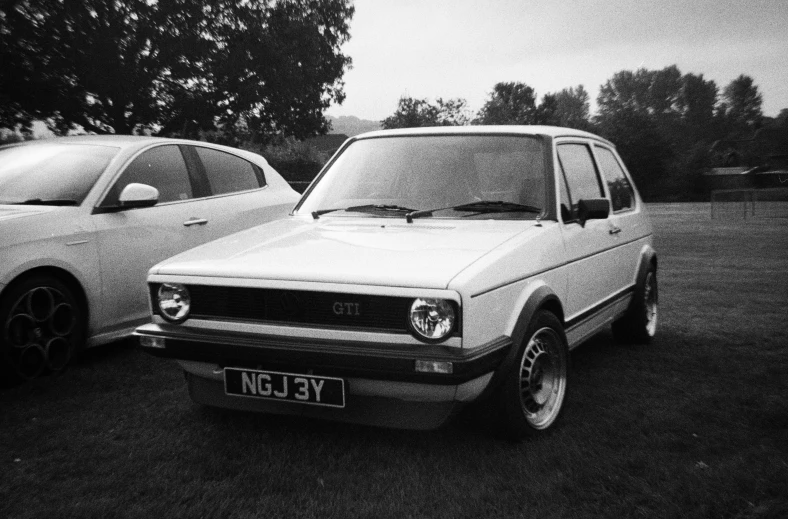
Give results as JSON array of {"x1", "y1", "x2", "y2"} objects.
[
  {"x1": 577, "y1": 198, "x2": 609, "y2": 226},
  {"x1": 119, "y1": 183, "x2": 159, "y2": 209}
]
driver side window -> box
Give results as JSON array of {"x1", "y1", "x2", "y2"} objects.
[
  {"x1": 556, "y1": 143, "x2": 604, "y2": 219},
  {"x1": 101, "y1": 145, "x2": 193, "y2": 207}
]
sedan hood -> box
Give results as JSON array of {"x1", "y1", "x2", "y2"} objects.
[
  {"x1": 153, "y1": 216, "x2": 535, "y2": 289},
  {"x1": 0, "y1": 205, "x2": 60, "y2": 223}
]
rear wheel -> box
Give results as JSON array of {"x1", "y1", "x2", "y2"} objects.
[
  {"x1": 1, "y1": 276, "x2": 85, "y2": 387},
  {"x1": 613, "y1": 266, "x2": 658, "y2": 344},
  {"x1": 499, "y1": 310, "x2": 569, "y2": 439}
]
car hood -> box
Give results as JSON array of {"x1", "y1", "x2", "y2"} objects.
[
  {"x1": 0, "y1": 205, "x2": 61, "y2": 223},
  {"x1": 152, "y1": 216, "x2": 536, "y2": 289}
]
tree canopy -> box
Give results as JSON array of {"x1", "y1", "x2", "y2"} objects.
[
  {"x1": 378, "y1": 65, "x2": 780, "y2": 202},
  {"x1": 381, "y1": 96, "x2": 469, "y2": 129},
  {"x1": 475, "y1": 82, "x2": 538, "y2": 125},
  {"x1": 0, "y1": 0, "x2": 354, "y2": 141},
  {"x1": 721, "y1": 74, "x2": 764, "y2": 135}
]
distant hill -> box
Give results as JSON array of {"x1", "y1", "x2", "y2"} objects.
[{"x1": 327, "y1": 115, "x2": 381, "y2": 136}]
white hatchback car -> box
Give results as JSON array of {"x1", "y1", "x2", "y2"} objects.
[
  {"x1": 136, "y1": 126, "x2": 657, "y2": 437},
  {"x1": 1, "y1": 136, "x2": 299, "y2": 385}
]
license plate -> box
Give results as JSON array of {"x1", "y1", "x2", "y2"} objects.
[{"x1": 224, "y1": 368, "x2": 345, "y2": 408}]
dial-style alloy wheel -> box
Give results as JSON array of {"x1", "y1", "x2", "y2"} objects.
[
  {"x1": 518, "y1": 326, "x2": 567, "y2": 429},
  {"x1": 500, "y1": 310, "x2": 569, "y2": 438},
  {"x1": 612, "y1": 266, "x2": 658, "y2": 344},
  {"x1": 1, "y1": 277, "x2": 83, "y2": 386},
  {"x1": 643, "y1": 271, "x2": 658, "y2": 338}
]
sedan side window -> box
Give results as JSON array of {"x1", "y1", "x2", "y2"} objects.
[
  {"x1": 194, "y1": 147, "x2": 264, "y2": 196},
  {"x1": 101, "y1": 145, "x2": 193, "y2": 206},
  {"x1": 556, "y1": 143, "x2": 604, "y2": 217},
  {"x1": 594, "y1": 146, "x2": 635, "y2": 212}
]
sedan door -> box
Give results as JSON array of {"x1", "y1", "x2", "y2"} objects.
[
  {"x1": 91, "y1": 144, "x2": 210, "y2": 334},
  {"x1": 182, "y1": 145, "x2": 295, "y2": 241}
]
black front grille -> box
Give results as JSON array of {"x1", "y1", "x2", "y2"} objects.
[{"x1": 186, "y1": 285, "x2": 414, "y2": 332}]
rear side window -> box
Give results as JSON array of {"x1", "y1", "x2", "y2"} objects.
[
  {"x1": 102, "y1": 145, "x2": 192, "y2": 206},
  {"x1": 194, "y1": 147, "x2": 264, "y2": 196},
  {"x1": 557, "y1": 143, "x2": 603, "y2": 215},
  {"x1": 595, "y1": 146, "x2": 635, "y2": 212}
]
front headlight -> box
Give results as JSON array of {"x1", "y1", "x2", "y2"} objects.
[
  {"x1": 157, "y1": 283, "x2": 191, "y2": 322},
  {"x1": 409, "y1": 298, "x2": 456, "y2": 342}
]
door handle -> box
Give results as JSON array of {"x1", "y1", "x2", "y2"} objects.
[
  {"x1": 608, "y1": 225, "x2": 622, "y2": 235},
  {"x1": 183, "y1": 218, "x2": 208, "y2": 227}
]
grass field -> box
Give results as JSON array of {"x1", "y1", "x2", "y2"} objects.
[{"x1": 2, "y1": 204, "x2": 787, "y2": 518}]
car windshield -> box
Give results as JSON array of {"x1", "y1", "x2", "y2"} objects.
[
  {"x1": 0, "y1": 143, "x2": 119, "y2": 205},
  {"x1": 297, "y1": 135, "x2": 547, "y2": 220}
]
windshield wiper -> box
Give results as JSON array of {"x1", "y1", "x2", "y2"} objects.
[
  {"x1": 406, "y1": 200, "x2": 541, "y2": 223},
  {"x1": 312, "y1": 204, "x2": 415, "y2": 219},
  {"x1": 14, "y1": 198, "x2": 79, "y2": 206},
  {"x1": 453, "y1": 201, "x2": 542, "y2": 214}
]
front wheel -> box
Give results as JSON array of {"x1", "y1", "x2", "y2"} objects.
[
  {"x1": 499, "y1": 310, "x2": 569, "y2": 439},
  {"x1": 1, "y1": 276, "x2": 85, "y2": 387}
]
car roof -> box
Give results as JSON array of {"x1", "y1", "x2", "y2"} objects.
[
  {"x1": 0, "y1": 135, "x2": 263, "y2": 157},
  {"x1": 0, "y1": 134, "x2": 175, "y2": 151},
  {"x1": 355, "y1": 125, "x2": 614, "y2": 146}
]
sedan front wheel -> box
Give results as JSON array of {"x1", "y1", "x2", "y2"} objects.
[{"x1": 1, "y1": 276, "x2": 85, "y2": 387}]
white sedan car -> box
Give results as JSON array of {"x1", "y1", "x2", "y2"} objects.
[
  {"x1": 1, "y1": 136, "x2": 299, "y2": 385},
  {"x1": 136, "y1": 126, "x2": 657, "y2": 438}
]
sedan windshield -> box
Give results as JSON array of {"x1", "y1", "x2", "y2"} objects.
[
  {"x1": 0, "y1": 143, "x2": 119, "y2": 205},
  {"x1": 297, "y1": 135, "x2": 547, "y2": 220}
]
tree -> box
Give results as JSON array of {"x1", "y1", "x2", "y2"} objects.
[
  {"x1": 597, "y1": 66, "x2": 685, "y2": 121},
  {"x1": 381, "y1": 96, "x2": 469, "y2": 129},
  {"x1": 534, "y1": 93, "x2": 559, "y2": 126},
  {"x1": 552, "y1": 85, "x2": 591, "y2": 130},
  {"x1": 678, "y1": 73, "x2": 718, "y2": 134},
  {"x1": 595, "y1": 67, "x2": 684, "y2": 200},
  {"x1": 0, "y1": 0, "x2": 354, "y2": 141},
  {"x1": 475, "y1": 82, "x2": 537, "y2": 125},
  {"x1": 722, "y1": 74, "x2": 763, "y2": 134},
  {"x1": 773, "y1": 108, "x2": 788, "y2": 128}
]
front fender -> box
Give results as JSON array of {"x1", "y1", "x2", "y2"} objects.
[{"x1": 478, "y1": 284, "x2": 564, "y2": 401}]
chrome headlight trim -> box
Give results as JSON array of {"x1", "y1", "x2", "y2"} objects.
[
  {"x1": 157, "y1": 283, "x2": 191, "y2": 323},
  {"x1": 408, "y1": 298, "x2": 456, "y2": 343}
]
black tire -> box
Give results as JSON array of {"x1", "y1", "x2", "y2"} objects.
[
  {"x1": 0, "y1": 276, "x2": 86, "y2": 387},
  {"x1": 498, "y1": 310, "x2": 569, "y2": 439},
  {"x1": 612, "y1": 266, "x2": 658, "y2": 345}
]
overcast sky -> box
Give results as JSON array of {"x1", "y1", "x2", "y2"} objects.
[{"x1": 327, "y1": 0, "x2": 788, "y2": 122}]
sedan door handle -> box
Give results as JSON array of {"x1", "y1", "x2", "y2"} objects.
[
  {"x1": 608, "y1": 225, "x2": 622, "y2": 235},
  {"x1": 183, "y1": 217, "x2": 208, "y2": 227}
]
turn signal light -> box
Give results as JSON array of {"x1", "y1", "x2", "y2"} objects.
[
  {"x1": 415, "y1": 360, "x2": 453, "y2": 374},
  {"x1": 139, "y1": 336, "x2": 166, "y2": 349}
]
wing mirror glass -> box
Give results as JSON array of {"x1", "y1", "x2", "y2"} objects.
[
  {"x1": 577, "y1": 198, "x2": 610, "y2": 226},
  {"x1": 118, "y1": 183, "x2": 159, "y2": 209}
]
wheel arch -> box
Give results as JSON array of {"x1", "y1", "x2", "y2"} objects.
[
  {"x1": 479, "y1": 284, "x2": 566, "y2": 402},
  {"x1": 634, "y1": 245, "x2": 658, "y2": 287},
  {"x1": 510, "y1": 285, "x2": 565, "y2": 352}
]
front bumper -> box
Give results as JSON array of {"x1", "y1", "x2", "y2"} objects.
[
  {"x1": 134, "y1": 323, "x2": 512, "y2": 386},
  {"x1": 135, "y1": 323, "x2": 513, "y2": 429}
]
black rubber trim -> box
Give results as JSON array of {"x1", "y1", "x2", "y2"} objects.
[
  {"x1": 564, "y1": 284, "x2": 635, "y2": 329},
  {"x1": 136, "y1": 327, "x2": 512, "y2": 385}
]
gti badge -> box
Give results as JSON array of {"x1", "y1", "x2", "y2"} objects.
[{"x1": 333, "y1": 302, "x2": 360, "y2": 316}]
